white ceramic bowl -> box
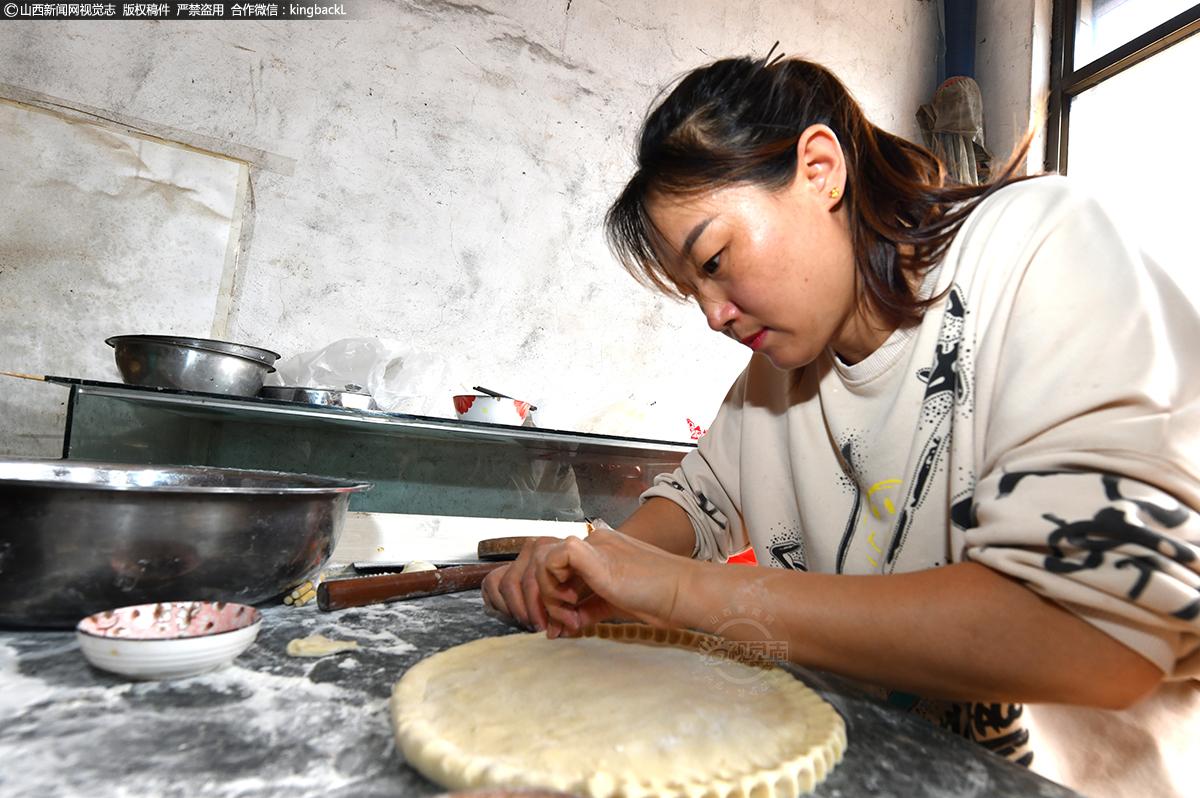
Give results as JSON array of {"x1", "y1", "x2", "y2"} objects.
[
  {"x1": 76, "y1": 601, "x2": 262, "y2": 680},
  {"x1": 453, "y1": 394, "x2": 532, "y2": 425}
]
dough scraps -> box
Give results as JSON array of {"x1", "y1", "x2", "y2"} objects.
[
  {"x1": 392, "y1": 624, "x2": 845, "y2": 798},
  {"x1": 286, "y1": 634, "x2": 359, "y2": 657}
]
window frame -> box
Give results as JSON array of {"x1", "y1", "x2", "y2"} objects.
[{"x1": 1045, "y1": 1, "x2": 1200, "y2": 173}]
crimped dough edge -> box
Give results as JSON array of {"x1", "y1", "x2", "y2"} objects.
[{"x1": 393, "y1": 623, "x2": 847, "y2": 798}]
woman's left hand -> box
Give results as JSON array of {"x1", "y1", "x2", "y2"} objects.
[{"x1": 535, "y1": 525, "x2": 697, "y2": 637}]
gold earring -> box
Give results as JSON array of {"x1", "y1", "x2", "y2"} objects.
[{"x1": 829, "y1": 186, "x2": 840, "y2": 199}]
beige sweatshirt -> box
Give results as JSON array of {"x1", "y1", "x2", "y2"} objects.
[{"x1": 642, "y1": 176, "x2": 1200, "y2": 782}]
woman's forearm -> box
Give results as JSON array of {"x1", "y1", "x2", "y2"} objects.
[
  {"x1": 536, "y1": 523, "x2": 1164, "y2": 709},
  {"x1": 673, "y1": 558, "x2": 1163, "y2": 709}
]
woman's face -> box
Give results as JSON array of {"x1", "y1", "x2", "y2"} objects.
[{"x1": 647, "y1": 163, "x2": 888, "y2": 370}]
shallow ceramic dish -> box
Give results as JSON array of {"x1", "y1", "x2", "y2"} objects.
[
  {"x1": 453, "y1": 394, "x2": 532, "y2": 426},
  {"x1": 76, "y1": 601, "x2": 262, "y2": 680}
]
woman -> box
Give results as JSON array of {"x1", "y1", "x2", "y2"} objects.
[{"x1": 483, "y1": 54, "x2": 1200, "y2": 789}]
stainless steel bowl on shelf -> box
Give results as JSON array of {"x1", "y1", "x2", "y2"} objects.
[
  {"x1": 258, "y1": 385, "x2": 379, "y2": 411},
  {"x1": 106, "y1": 335, "x2": 283, "y2": 397},
  {"x1": 0, "y1": 459, "x2": 371, "y2": 629}
]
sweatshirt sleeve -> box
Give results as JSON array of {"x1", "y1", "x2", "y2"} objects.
[
  {"x1": 957, "y1": 179, "x2": 1200, "y2": 677},
  {"x1": 639, "y1": 370, "x2": 752, "y2": 563}
]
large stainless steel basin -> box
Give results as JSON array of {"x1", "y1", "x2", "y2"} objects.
[{"x1": 0, "y1": 459, "x2": 371, "y2": 628}]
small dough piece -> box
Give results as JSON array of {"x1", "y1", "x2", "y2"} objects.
[
  {"x1": 402, "y1": 561, "x2": 438, "y2": 573},
  {"x1": 286, "y1": 634, "x2": 359, "y2": 657},
  {"x1": 392, "y1": 624, "x2": 846, "y2": 798}
]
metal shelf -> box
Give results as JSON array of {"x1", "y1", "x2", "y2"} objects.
[{"x1": 61, "y1": 379, "x2": 694, "y2": 525}]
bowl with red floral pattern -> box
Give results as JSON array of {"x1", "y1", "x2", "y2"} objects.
[
  {"x1": 453, "y1": 394, "x2": 532, "y2": 426},
  {"x1": 76, "y1": 601, "x2": 262, "y2": 680}
]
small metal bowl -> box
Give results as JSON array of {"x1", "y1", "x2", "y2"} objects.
[
  {"x1": 0, "y1": 459, "x2": 371, "y2": 628},
  {"x1": 106, "y1": 335, "x2": 282, "y2": 397},
  {"x1": 76, "y1": 601, "x2": 262, "y2": 680},
  {"x1": 259, "y1": 385, "x2": 379, "y2": 411}
]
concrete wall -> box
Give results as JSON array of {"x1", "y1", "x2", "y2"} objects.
[
  {"x1": 976, "y1": 0, "x2": 1052, "y2": 172},
  {"x1": 0, "y1": 0, "x2": 943, "y2": 456}
]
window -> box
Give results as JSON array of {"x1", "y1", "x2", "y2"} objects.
[{"x1": 1047, "y1": 1, "x2": 1200, "y2": 300}]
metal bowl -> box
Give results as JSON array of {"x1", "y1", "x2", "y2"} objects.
[
  {"x1": 259, "y1": 385, "x2": 379, "y2": 411},
  {"x1": 0, "y1": 459, "x2": 371, "y2": 629},
  {"x1": 106, "y1": 335, "x2": 282, "y2": 397},
  {"x1": 115, "y1": 335, "x2": 281, "y2": 366}
]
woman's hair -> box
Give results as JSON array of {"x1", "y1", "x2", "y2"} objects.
[{"x1": 605, "y1": 54, "x2": 1035, "y2": 327}]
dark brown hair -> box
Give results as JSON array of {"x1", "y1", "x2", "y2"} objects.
[{"x1": 605, "y1": 55, "x2": 1035, "y2": 327}]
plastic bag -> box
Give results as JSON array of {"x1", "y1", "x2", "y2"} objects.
[
  {"x1": 571, "y1": 398, "x2": 707, "y2": 442},
  {"x1": 266, "y1": 337, "x2": 452, "y2": 417}
]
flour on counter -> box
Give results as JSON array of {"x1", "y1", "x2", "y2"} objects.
[
  {"x1": 1, "y1": 639, "x2": 134, "y2": 716},
  {"x1": 271, "y1": 596, "x2": 421, "y2": 657},
  {"x1": 0, "y1": 640, "x2": 59, "y2": 715}
]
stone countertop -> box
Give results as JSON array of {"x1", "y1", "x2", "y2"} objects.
[{"x1": 1, "y1": 592, "x2": 1085, "y2": 798}]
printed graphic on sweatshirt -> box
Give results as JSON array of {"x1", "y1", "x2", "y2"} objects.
[
  {"x1": 854, "y1": 687, "x2": 1033, "y2": 767},
  {"x1": 830, "y1": 433, "x2": 905, "y2": 572},
  {"x1": 885, "y1": 284, "x2": 972, "y2": 571},
  {"x1": 766, "y1": 520, "x2": 808, "y2": 571},
  {"x1": 832, "y1": 284, "x2": 973, "y2": 573},
  {"x1": 660, "y1": 478, "x2": 728, "y2": 531},
  {"x1": 833, "y1": 439, "x2": 867, "y2": 573},
  {"x1": 941, "y1": 701, "x2": 1033, "y2": 767},
  {"x1": 863, "y1": 479, "x2": 903, "y2": 568},
  {"x1": 976, "y1": 470, "x2": 1200, "y2": 625}
]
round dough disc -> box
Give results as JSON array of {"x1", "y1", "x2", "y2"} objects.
[{"x1": 392, "y1": 624, "x2": 846, "y2": 798}]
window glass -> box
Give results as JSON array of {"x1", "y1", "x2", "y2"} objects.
[
  {"x1": 1074, "y1": 0, "x2": 1198, "y2": 69},
  {"x1": 1067, "y1": 31, "x2": 1200, "y2": 304}
]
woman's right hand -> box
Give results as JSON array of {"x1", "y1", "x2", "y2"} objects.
[
  {"x1": 481, "y1": 499, "x2": 699, "y2": 631},
  {"x1": 481, "y1": 536, "x2": 582, "y2": 631}
]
